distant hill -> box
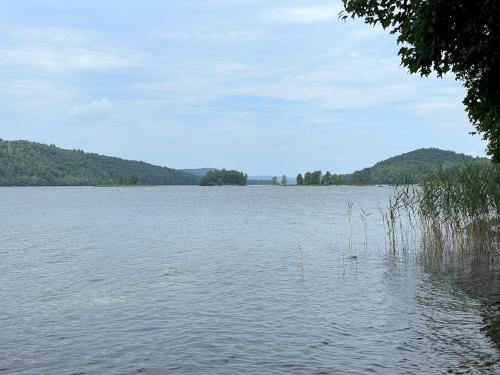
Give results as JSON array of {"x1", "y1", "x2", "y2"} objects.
[
  {"x1": 180, "y1": 168, "x2": 215, "y2": 177},
  {"x1": 0, "y1": 139, "x2": 200, "y2": 186},
  {"x1": 248, "y1": 175, "x2": 274, "y2": 181},
  {"x1": 341, "y1": 148, "x2": 489, "y2": 185},
  {"x1": 247, "y1": 179, "x2": 272, "y2": 185},
  {"x1": 1, "y1": 141, "x2": 487, "y2": 187}
]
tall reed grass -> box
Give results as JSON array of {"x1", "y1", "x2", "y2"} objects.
[{"x1": 384, "y1": 163, "x2": 500, "y2": 268}]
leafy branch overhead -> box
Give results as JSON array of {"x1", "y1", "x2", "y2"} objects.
[{"x1": 341, "y1": 0, "x2": 500, "y2": 162}]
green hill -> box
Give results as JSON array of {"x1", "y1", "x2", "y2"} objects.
[
  {"x1": 342, "y1": 148, "x2": 489, "y2": 185},
  {"x1": 180, "y1": 168, "x2": 215, "y2": 177},
  {"x1": 0, "y1": 139, "x2": 200, "y2": 186}
]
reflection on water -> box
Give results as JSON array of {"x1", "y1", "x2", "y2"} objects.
[
  {"x1": 0, "y1": 186, "x2": 498, "y2": 374},
  {"x1": 452, "y1": 265, "x2": 500, "y2": 353}
]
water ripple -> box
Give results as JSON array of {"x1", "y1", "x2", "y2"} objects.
[{"x1": 0, "y1": 186, "x2": 498, "y2": 374}]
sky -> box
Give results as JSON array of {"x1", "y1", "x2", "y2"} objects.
[{"x1": 0, "y1": 0, "x2": 488, "y2": 175}]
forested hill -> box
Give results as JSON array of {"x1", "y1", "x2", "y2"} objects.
[
  {"x1": 0, "y1": 139, "x2": 200, "y2": 186},
  {"x1": 342, "y1": 148, "x2": 489, "y2": 185},
  {"x1": 180, "y1": 168, "x2": 215, "y2": 177}
]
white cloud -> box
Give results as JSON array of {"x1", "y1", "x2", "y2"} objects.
[
  {"x1": 4, "y1": 26, "x2": 93, "y2": 45},
  {"x1": 7, "y1": 79, "x2": 72, "y2": 100},
  {"x1": 0, "y1": 46, "x2": 137, "y2": 71},
  {"x1": 398, "y1": 99, "x2": 467, "y2": 124},
  {"x1": 402, "y1": 100, "x2": 463, "y2": 115},
  {"x1": 131, "y1": 60, "x2": 259, "y2": 96},
  {"x1": 157, "y1": 30, "x2": 261, "y2": 41},
  {"x1": 68, "y1": 98, "x2": 113, "y2": 117},
  {"x1": 1, "y1": 79, "x2": 74, "y2": 113},
  {"x1": 0, "y1": 26, "x2": 143, "y2": 71},
  {"x1": 214, "y1": 61, "x2": 258, "y2": 75},
  {"x1": 267, "y1": 5, "x2": 343, "y2": 23}
]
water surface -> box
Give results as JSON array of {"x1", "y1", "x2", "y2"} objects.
[{"x1": 0, "y1": 186, "x2": 498, "y2": 374}]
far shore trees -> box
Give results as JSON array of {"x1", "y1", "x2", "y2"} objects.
[
  {"x1": 117, "y1": 175, "x2": 139, "y2": 185},
  {"x1": 304, "y1": 171, "x2": 322, "y2": 185},
  {"x1": 281, "y1": 175, "x2": 288, "y2": 186},
  {"x1": 199, "y1": 169, "x2": 248, "y2": 186},
  {"x1": 321, "y1": 171, "x2": 332, "y2": 185},
  {"x1": 296, "y1": 174, "x2": 304, "y2": 185},
  {"x1": 296, "y1": 170, "x2": 343, "y2": 185}
]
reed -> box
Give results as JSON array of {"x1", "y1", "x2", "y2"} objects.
[
  {"x1": 419, "y1": 164, "x2": 500, "y2": 265},
  {"x1": 383, "y1": 183, "x2": 419, "y2": 256},
  {"x1": 347, "y1": 201, "x2": 354, "y2": 254},
  {"x1": 298, "y1": 244, "x2": 304, "y2": 280},
  {"x1": 360, "y1": 208, "x2": 370, "y2": 253},
  {"x1": 384, "y1": 163, "x2": 500, "y2": 268}
]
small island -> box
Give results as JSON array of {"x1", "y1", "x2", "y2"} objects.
[
  {"x1": 296, "y1": 171, "x2": 343, "y2": 186},
  {"x1": 199, "y1": 169, "x2": 247, "y2": 186}
]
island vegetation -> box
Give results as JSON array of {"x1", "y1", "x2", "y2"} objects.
[
  {"x1": 199, "y1": 169, "x2": 248, "y2": 186},
  {"x1": 0, "y1": 139, "x2": 199, "y2": 186},
  {"x1": 296, "y1": 171, "x2": 343, "y2": 186},
  {"x1": 182, "y1": 168, "x2": 273, "y2": 185}
]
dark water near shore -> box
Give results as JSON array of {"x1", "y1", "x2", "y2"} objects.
[{"x1": 0, "y1": 186, "x2": 498, "y2": 374}]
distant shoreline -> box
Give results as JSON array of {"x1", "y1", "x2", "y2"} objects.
[
  {"x1": 2, "y1": 139, "x2": 487, "y2": 187},
  {"x1": 0, "y1": 184, "x2": 396, "y2": 188}
]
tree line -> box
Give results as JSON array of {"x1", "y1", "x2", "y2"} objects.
[
  {"x1": 296, "y1": 171, "x2": 343, "y2": 185},
  {"x1": 199, "y1": 169, "x2": 248, "y2": 186},
  {"x1": 0, "y1": 139, "x2": 199, "y2": 186}
]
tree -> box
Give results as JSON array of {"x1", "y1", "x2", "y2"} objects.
[
  {"x1": 310, "y1": 170, "x2": 322, "y2": 185},
  {"x1": 271, "y1": 176, "x2": 279, "y2": 185},
  {"x1": 281, "y1": 175, "x2": 288, "y2": 185},
  {"x1": 199, "y1": 169, "x2": 248, "y2": 186},
  {"x1": 118, "y1": 175, "x2": 139, "y2": 185},
  {"x1": 296, "y1": 173, "x2": 304, "y2": 185},
  {"x1": 304, "y1": 172, "x2": 310, "y2": 185},
  {"x1": 342, "y1": 1, "x2": 500, "y2": 162},
  {"x1": 128, "y1": 175, "x2": 139, "y2": 185},
  {"x1": 333, "y1": 174, "x2": 343, "y2": 185},
  {"x1": 321, "y1": 171, "x2": 332, "y2": 185},
  {"x1": 303, "y1": 170, "x2": 322, "y2": 185}
]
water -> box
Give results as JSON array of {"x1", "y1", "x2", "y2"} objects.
[{"x1": 0, "y1": 186, "x2": 498, "y2": 374}]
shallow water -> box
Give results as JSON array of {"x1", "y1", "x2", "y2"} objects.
[{"x1": 0, "y1": 186, "x2": 498, "y2": 374}]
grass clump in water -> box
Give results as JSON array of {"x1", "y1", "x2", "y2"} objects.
[
  {"x1": 418, "y1": 163, "x2": 500, "y2": 265},
  {"x1": 384, "y1": 163, "x2": 500, "y2": 268}
]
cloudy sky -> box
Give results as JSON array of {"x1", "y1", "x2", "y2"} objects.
[{"x1": 0, "y1": 0, "x2": 487, "y2": 175}]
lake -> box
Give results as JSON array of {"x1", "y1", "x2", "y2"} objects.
[{"x1": 0, "y1": 186, "x2": 498, "y2": 374}]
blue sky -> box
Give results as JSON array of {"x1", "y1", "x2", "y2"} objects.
[{"x1": 0, "y1": 0, "x2": 487, "y2": 175}]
